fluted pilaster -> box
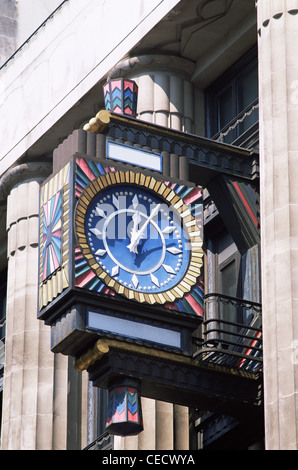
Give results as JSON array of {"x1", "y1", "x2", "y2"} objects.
[
  {"x1": 108, "y1": 55, "x2": 197, "y2": 133},
  {"x1": 0, "y1": 162, "x2": 58, "y2": 449},
  {"x1": 257, "y1": 1, "x2": 298, "y2": 450}
]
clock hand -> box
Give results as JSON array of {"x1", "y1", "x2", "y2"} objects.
[
  {"x1": 127, "y1": 204, "x2": 160, "y2": 253},
  {"x1": 128, "y1": 211, "x2": 142, "y2": 254}
]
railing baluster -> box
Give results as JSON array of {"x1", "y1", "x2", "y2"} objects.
[{"x1": 193, "y1": 293, "x2": 262, "y2": 374}]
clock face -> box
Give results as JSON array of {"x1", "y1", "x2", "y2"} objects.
[{"x1": 75, "y1": 171, "x2": 203, "y2": 304}]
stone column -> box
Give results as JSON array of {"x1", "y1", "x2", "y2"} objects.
[
  {"x1": 0, "y1": 162, "x2": 58, "y2": 450},
  {"x1": 257, "y1": 2, "x2": 298, "y2": 450},
  {"x1": 107, "y1": 54, "x2": 200, "y2": 134}
]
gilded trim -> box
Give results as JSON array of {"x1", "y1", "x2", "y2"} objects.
[{"x1": 75, "y1": 170, "x2": 203, "y2": 305}]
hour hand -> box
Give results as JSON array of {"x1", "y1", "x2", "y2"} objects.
[
  {"x1": 128, "y1": 211, "x2": 142, "y2": 254},
  {"x1": 127, "y1": 204, "x2": 160, "y2": 254}
]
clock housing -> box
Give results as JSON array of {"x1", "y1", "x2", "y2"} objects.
[{"x1": 38, "y1": 154, "x2": 203, "y2": 357}]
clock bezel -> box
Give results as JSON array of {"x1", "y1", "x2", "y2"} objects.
[{"x1": 75, "y1": 170, "x2": 203, "y2": 305}]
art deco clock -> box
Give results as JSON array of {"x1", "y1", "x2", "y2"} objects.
[
  {"x1": 75, "y1": 170, "x2": 203, "y2": 305},
  {"x1": 38, "y1": 156, "x2": 204, "y2": 358}
]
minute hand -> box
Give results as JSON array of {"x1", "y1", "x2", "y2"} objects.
[{"x1": 127, "y1": 204, "x2": 160, "y2": 253}]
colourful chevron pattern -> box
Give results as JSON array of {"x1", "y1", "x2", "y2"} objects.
[
  {"x1": 163, "y1": 181, "x2": 204, "y2": 317},
  {"x1": 75, "y1": 158, "x2": 112, "y2": 293},
  {"x1": 103, "y1": 79, "x2": 138, "y2": 117},
  {"x1": 39, "y1": 163, "x2": 71, "y2": 311},
  {"x1": 42, "y1": 190, "x2": 63, "y2": 280},
  {"x1": 75, "y1": 157, "x2": 106, "y2": 197},
  {"x1": 74, "y1": 158, "x2": 116, "y2": 293},
  {"x1": 74, "y1": 158, "x2": 204, "y2": 317},
  {"x1": 230, "y1": 180, "x2": 259, "y2": 229},
  {"x1": 106, "y1": 384, "x2": 143, "y2": 435}
]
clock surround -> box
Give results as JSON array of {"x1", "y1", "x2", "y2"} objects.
[
  {"x1": 75, "y1": 171, "x2": 203, "y2": 305},
  {"x1": 38, "y1": 137, "x2": 204, "y2": 358}
]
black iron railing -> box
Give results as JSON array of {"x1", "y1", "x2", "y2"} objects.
[
  {"x1": 83, "y1": 431, "x2": 114, "y2": 450},
  {"x1": 213, "y1": 99, "x2": 259, "y2": 150},
  {"x1": 194, "y1": 293, "x2": 262, "y2": 374}
]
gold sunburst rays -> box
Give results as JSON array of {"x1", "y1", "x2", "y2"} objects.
[{"x1": 75, "y1": 170, "x2": 203, "y2": 305}]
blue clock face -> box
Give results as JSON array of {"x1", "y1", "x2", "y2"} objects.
[
  {"x1": 85, "y1": 184, "x2": 190, "y2": 294},
  {"x1": 75, "y1": 171, "x2": 203, "y2": 305}
]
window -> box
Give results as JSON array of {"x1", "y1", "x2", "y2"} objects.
[
  {"x1": 213, "y1": 231, "x2": 242, "y2": 346},
  {"x1": 206, "y1": 47, "x2": 258, "y2": 146},
  {"x1": 217, "y1": 232, "x2": 241, "y2": 322},
  {"x1": 206, "y1": 230, "x2": 242, "y2": 333}
]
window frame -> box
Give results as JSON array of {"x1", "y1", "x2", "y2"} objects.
[
  {"x1": 205, "y1": 46, "x2": 258, "y2": 142},
  {"x1": 215, "y1": 232, "x2": 242, "y2": 302}
]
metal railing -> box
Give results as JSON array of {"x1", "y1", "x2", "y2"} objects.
[
  {"x1": 194, "y1": 293, "x2": 262, "y2": 374},
  {"x1": 213, "y1": 99, "x2": 259, "y2": 150},
  {"x1": 83, "y1": 432, "x2": 114, "y2": 451}
]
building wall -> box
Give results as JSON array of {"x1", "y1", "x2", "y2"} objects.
[
  {"x1": 257, "y1": 0, "x2": 298, "y2": 450},
  {"x1": 0, "y1": 0, "x2": 181, "y2": 176},
  {"x1": 15, "y1": 0, "x2": 63, "y2": 49},
  {"x1": 0, "y1": 0, "x2": 16, "y2": 66},
  {"x1": 3, "y1": 0, "x2": 297, "y2": 451},
  {"x1": 0, "y1": 0, "x2": 63, "y2": 67},
  {"x1": 0, "y1": 0, "x2": 191, "y2": 451}
]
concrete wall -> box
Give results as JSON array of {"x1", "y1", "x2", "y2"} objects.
[
  {"x1": 0, "y1": 0, "x2": 17, "y2": 66},
  {"x1": 0, "y1": 0, "x2": 180, "y2": 177},
  {"x1": 0, "y1": 0, "x2": 63, "y2": 67},
  {"x1": 257, "y1": 0, "x2": 298, "y2": 449},
  {"x1": 15, "y1": 0, "x2": 63, "y2": 48}
]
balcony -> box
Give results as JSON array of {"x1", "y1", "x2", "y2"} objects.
[
  {"x1": 213, "y1": 99, "x2": 259, "y2": 151},
  {"x1": 194, "y1": 293, "x2": 262, "y2": 375},
  {"x1": 83, "y1": 432, "x2": 114, "y2": 451}
]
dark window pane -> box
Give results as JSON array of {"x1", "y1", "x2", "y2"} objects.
[
  {"x1": 238, "y1": 65, "x2": 258, "y2": 111},
  {"x1": 206, "y1": 47, "x2": 259, "y2": 146},
  {"x1": 221, "y1": 260, "x2": 236, "y2": 298},
  {"x1": 217, "y1": 86, "x2": 233, "y2": 130},
  {"x1": 237, "y1": 64, "x2": 259, "y2": 135}
]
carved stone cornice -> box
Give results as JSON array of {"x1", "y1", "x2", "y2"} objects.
[
  {"x1": 257, "y1": 2, "x2": 298, "y2": 36},
  {"x1": 87, "y1": 344, "x2": 263, "y2": 420},
  {"x1": 84, "y1": 111, "x2": 259, "y2": 185},
  {"x1": 0, "y1": 161, "x2": 52, "y2": 199},
  {"x1": 107, "y1": 54, "x2": 195, "y2": 81}
]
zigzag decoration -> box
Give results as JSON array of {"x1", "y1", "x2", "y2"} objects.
[
  {"x1": 103, "y1": 79, "x2": 138, "y2": 117},
  {"x1": 106, "y1": 385, "x2": 142, "y2": 428},
  {"x1": 74, "y1": 158, "x2": 115, "y2": 294},
  {"x1": 111, "y1": 83, "x2": 122, "y2": 114},
  {"x1": 74, "y1": 160, "x2": 204, "y2": 317},
  {"x1": 106, "y1": 386, "x2": 126, "y2": 425},
  {"x1": 42, "y1": 190, "x2": 63, "y2": 281},
  {"x1": 229, "y1": 179, "x2": 259, "y2": 229},
  {"x1": 163, "y1": 181, "x2": 204, "y2": 317},
  {"x1": 103, "y1": 88, "x2": 111, "y2": 112},
  {"x1": 127, "y1": 387, "x2": 141, "y2": 422},
  {"x1": 39, "y1": 163, "x2": 71, "y2": 311},
  {"x1": 75, "y1": 157, "x2": 106, "y2": 197},
  {"x1": 123, "y1": 80, "x2": 138, "y2": 116}
]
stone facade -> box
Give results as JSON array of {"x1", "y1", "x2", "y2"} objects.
[
  {"x1": 257, "y1": 0, "x2": 298, "y2": 450},
  {"x1": 0, "y1": 0, "x2": 16, "y2": 66},
  {"x1": 0, "y1": 0, "x2": 297, "y2": 451}
]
